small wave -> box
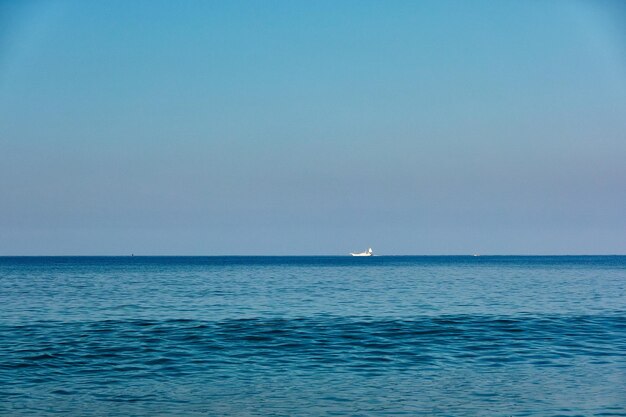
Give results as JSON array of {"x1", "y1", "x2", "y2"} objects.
[{"x1": 1, "y1": 315, "x2": 625, "y2": 377}]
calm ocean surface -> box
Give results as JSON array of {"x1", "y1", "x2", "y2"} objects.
[{"x1": 1, "y1": 256, "x2": 625, "y2": 416}]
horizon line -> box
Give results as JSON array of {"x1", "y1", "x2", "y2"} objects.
[{"x1": 1, "y1": 254, "x2": 625, "y2": 257}]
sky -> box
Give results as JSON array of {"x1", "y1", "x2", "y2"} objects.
[{"x1": 1, "y1": 0, "x2": 625, "y2": 255}]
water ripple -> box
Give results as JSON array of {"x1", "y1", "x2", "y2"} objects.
[
  {"x1": 2, "y1": 256, "x2": 626, "y2": 416},
  {"x1": 2, "y1": 315, "x2": 625, "y2": 379}
]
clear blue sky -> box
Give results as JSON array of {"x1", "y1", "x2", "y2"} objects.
[{"x1": 1, "y1": 0, "x2": 625, "y2": 255}]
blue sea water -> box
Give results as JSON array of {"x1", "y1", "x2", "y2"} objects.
[{"x1": 1, "y1": 256, "x2": 625, "y2": 416}]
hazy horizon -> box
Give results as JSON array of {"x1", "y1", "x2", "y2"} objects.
[{"x1": 2, "y1": 1, "x2": 625, "y2": 256}]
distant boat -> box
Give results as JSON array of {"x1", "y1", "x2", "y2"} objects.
[{"x1": 350, "y1": 248, "x2": 373, "y2": 257}]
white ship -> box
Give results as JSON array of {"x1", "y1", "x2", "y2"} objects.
[{"x1": 350, "y1": 248, "x2": 373, "y2": 257}]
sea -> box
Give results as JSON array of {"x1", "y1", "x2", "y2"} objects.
[{"x1": 1, "y1": 256, "x2": 625, "y2": 416}]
